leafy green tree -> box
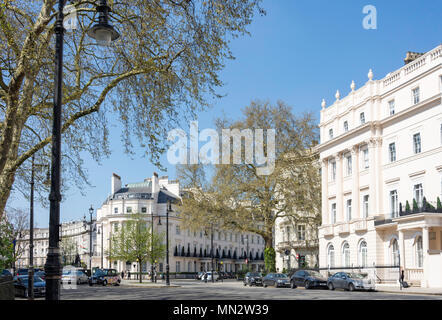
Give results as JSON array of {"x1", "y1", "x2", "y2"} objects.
[
  {"x1": 60, "y1": 237, "x2": 77, "y2": 266},
  {"x1": 0, "y1": 221, "x2": 14, "y2": 269},
  {"x1": 0, "y1": 0, "x2": 265, "y2": 219},
  {"x1": 264, "y1": 247, "x2": 276, "y2": 273},
  {"x1": 178, "y1": 100, "x2": 321, "y2": 273},
  {"x1": 108, "y1": 213, "x2": 165, "y2": 283}
]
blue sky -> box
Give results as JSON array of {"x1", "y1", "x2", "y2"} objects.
[{"x1": 9, "y1": 0, "x2": 442, "y2": 227}]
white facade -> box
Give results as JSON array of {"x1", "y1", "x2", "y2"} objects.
[
  {"x1": 316, "y1": 45, "x2": 442, "y2": 287},
  {"x1": 16, "y1": 220, "x2": 97, "y2": 269},
  {"x1": 95, "y1": 173, "x2": 265, "y2": 275}
]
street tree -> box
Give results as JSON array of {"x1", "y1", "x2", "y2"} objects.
[
  {"x1": 5, "y1": 207, "x2": 29, "y2": 266},
  {"x1": 107, "y1": 213, "x2": 165, "y2": 283},
  {"x1": 0, "y1": 219, "x2": 14, "y2": 269},
  {"x1": 0, "y1": 0, "x2": 265, "y2": 219},
  {"x1": 178, "y1": 100, "x2": 321, "y2": 272},
  {"x1": 60, "y1": 236, "x2": 77, "y2": 266}
]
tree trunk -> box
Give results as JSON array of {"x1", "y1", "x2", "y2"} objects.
[
  {"x1": 0, "y1": 161, "x2": 18, "y2": 219},
  {"x1": 139, "y1": 261, "x2": 142, "y2": 283}
]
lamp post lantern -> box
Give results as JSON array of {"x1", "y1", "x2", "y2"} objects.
[{"x1": 45, "y1": 0, "x2": 120, "y2": 300}]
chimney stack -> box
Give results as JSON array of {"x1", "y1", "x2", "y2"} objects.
[{"x1": 111, "y1": 173, "x2": 121, "y2": 195}]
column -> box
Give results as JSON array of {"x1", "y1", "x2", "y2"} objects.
[
  {"x1": 375, "y1": 137, "x2": 383, "y2": 215},
  {"x1": 321, "y1": 159, "x2": 329, "y2": 225},
  {"x1": 336, "y1": 153, "x2": 344, "y2": 222},
  {"x1": 351, "y1": 146, "x2": 360, "y2": 219},
  {"x1": 368, "y1": 139, "x2": 377, "y2": 217},
  {"x1": 422, "y1": 227, "x2": 429, "y2": 288},
  {"x1": 398, "y1": 230, "x2": 405, "y2": 269}
]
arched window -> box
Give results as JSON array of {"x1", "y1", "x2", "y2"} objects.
[
  {"x1": 416, "y1": 236, "x2": 423, "y2": 268},
  {"x1": 342, "y1": 242, "x2": 350, "y2": 267},
  {"x1": 358, "y1": 241, "x2": 367, "y2": 267},
  {"x1": 391, "y1": 238, "x2": 399, "y2": 266},
  {"x1": 327, "y1": 244, "x2": 335, "y2": 268}
]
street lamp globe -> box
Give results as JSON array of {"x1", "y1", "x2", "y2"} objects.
[{"x1": 87, "y1": 0, "x2": 120, "y2": 46}]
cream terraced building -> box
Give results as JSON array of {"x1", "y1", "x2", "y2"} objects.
[
  {"x1": 316, "y1": 45, "x2": 442, "y2": 288},
  {"x1": 95, "y1": 172, "x2": 265, "y2": 275}
]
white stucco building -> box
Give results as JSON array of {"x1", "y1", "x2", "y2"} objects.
[
  {"x1": 316, "y1": 45, "x2": 442, "y2": 287},
  {"x1": 95, "y1": 172, "x2": 265, "y2": 275}
]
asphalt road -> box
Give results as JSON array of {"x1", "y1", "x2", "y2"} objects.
[{"x1": 52, "y1": 280, "x2": 442, "y2": 300}]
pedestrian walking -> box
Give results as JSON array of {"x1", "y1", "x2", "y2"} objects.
[
  {"x1": 399, "y1": 268, "x2": 405, "y2": 290},
  {"x1": 128, "y1": 271, "x2": 131, "y2": 280},
  {"x1": 121, "y1": 270, "x2": 125, "y2": 280},
  {"x1": 204, "y1": 272, "x2": 208, "y2": 283}
]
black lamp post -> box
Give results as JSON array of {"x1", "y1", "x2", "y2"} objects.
[
  {"x1": 150, "y1": 212, "x2": 162, "y2": 283},
  {"x1": 45, "y1": 0, "x2": 120, "y2": 300},
  {"x1": 97, "y1": 226, "x2": 103, "y2": 269},
  {"x1": 166, "y1": 200, "x2": 170, "y2": 286}
]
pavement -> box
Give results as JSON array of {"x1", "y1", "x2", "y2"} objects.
[
  {"x1": 120, "y1": 279, "x2": 180, "y2": 288},
  {"x1": 375, "y1": 284, "x2": 442, "y2": 296}
]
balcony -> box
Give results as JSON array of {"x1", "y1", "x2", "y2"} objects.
[
  {"x1": 336, "y1": 223, "x2": 350, "y2": 235},
  {"x1": 323, "y1": 225, "x2": 334, "y2": 237},
  {"x1": 352, "y1": 220, "x2": 367, "y2": 232}
]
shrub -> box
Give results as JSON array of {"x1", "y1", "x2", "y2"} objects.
[
  {"x1": 412, "y1": 199, "x2": 419, "y2": 213},
  {"x1": 437, "y1": 197, "x2": 442, "y2": 213},
  {"x1": 405, "y1": 201, "x2": 411, "y2": 214}
]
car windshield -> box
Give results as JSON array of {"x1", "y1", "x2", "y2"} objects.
[
  {"x1": 249, "y1": 273, "x2": 261, "y2": 277},
  {"x1": 348, "y1": 273, "x2": 367, "y2": 279},
  {"x1": 274, "y1": 274, "x2": 287, "y2": 278},
  {"x1": 62, "y1": 270, "x2": 72, "y2": 275},
  {"x1": 94, "y1": 270, "x2": 105, "y2": 276},
  {"x1": 17, "y1": 276, "x2": 44, "y2": 282},
  {"x1": 307, "y1": 271, "x2": 323, "y2": 278}
]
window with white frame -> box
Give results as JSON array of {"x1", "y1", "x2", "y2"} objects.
[
  {"x1": 389, "y1": 100, "x2": 395, "y2": 115},
  {"x1": 412, "y1": 87, "x2": 420, "y2": 104},
  {"x1": 285, "y1": 226, "x2": 291, "y2": 242},
  {"x1": 360, "y1": 112, "x2": 365, "y2": 124},
  {"x1": 359, "y1": 241, "x2": 367, "y2": 267},
  {"x1": 176, "y1": 261, "x2": 181, "y2": 273},
  {"x1": 327, "y1": 244, "x2": 335, "y2": 268},
  {"x1": 346, "y1": 154, "x2": 352, "y2": 176},
  {"x1": 413, "y1": 133, "x2": 421, "y2": 154},
  {"x1": 362, "y1": 148, "x2": 369, "y2": 169},
  {"x1": 363, "y1": 195, "x2": 369, "y2": 218},
  {"x1": 114, "y1": 207, "x2": 118, "y2": 214},
  {"x1": 343, "y1": 121, "x2": 349, "y2": 132},
  {"x1": 415, "y1": 236, "x2": 423, "y2": 268},
  {"x1": 297, "y1": 225, "x2": 305, "y2": 241},
  {"x1": 346, "y1": 199, "x2": 352, "y2": 221},
  {"x1": 413, "y1": 183, "x2": 423, "y2": 207},
  {"x1": 342, "y1": 242, "x2": 350, "y2": 267},
  {"x1": 331, "y1": 160, "x2": 336, "y2": 181},
  {"x1": 390, "y1": 190, "x2": 398, "y2": 218},
  {"x1": 329, "y1": 128, "x2": 334, "y2": 139},
  {"x1": 391, "y1": 239, "x2": 399, "y2": 266},
  {"x1": 389, "y1": 142, "x2": 396, "y2": 162},
  {"x1": 126, "y1": 206, "x2": 132, "y2": 213},
  {"x1": 331, "y1": 203, "x2": 336, "y2": 224}
]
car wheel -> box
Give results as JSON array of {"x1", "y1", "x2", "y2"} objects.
[
  {"x1": 243, "y1": 282, "x2": 247, "y2": 286},
  {"x1": 305, "y1": 281, "x2": 311, "y2": 289},
  {"x1": 264, "y1": 284, "x2": 267, "y2": 288},
  {"x1": 103, "y1": 279, "x2": 107, "y2": 286},
  {"x1": 328, "y1": 282, "x2": 335, "y2": 291},
  {"x1": 348, "y1": 283, "x2": 355, "y2": 292},
  {"x1": 290, "y1": 281, "x2": 296, "y2": 289}
]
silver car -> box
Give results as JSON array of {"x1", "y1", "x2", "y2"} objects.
[
  {"x1": 327, "y1": 272, "x2": 375, "y2": 291},
  {"x1": 62, "y1": 269, "x2": 89, "y2": 285}
]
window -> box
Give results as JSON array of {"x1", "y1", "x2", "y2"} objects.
[
  {"x1": 331, "y1": 203, "x2": 337, "y2": 224},
  {"x1": 391, "y1": 239, "x2": 399, "y2": 266},
  {"x1": 413, "y1": 183, "x2": 423, "y2": 207},
  {"x1": 329, "y1": 128, "x2": 333, "y2": 139},
  {"x1": 346, "y1": 199, "x2": 352, "y2": 221},
  {"x1": 390, "y1": 190, "x2": 398, "y2": 218},
  {"x1": 344, "y1": 121, "x2": 349, "y2": 132},
  {"x1": 327, "y1": 245, "x2": 335, "y2": 268},
  {"x1": 176, "y1": 261, "x2": 181, "y2": 273},
  {"x1": 331, "y1": 161, "x2": 336, "y2": 181},
  {"x1": 126, "y1": 207, "x2": 132, "y2": 213},
  {"x1": 389, "y1": 143, "x2": 396, "y2": 162},
  {"x1": 176, "y1": 225, "x2": 181, "y2": 235},
  {"x1": 389, "y1": 100, "x2": 395, "y2": 115},
  {"x1": 413, "y1": 133, "x2": 421, "y2": 154},
  {"x1": 141, "y1": 207, "x2": 147, "y2": 213},
  {"x1": 360, "y1": 112, "x2": 365, "y2": 124},
  {"x1": 363, "y1": 195, "x2": 369, "y2": 218},
  {"x1": 416, "y1": 236, "x2": 423, "y2": 268},
  {"x1": 114, "y1": 207, "x2": 118, "y2": 214},
  {"x1": 188, "y1": 262, "x2": 191, "y2": 272},
  {"x1": 359, "y1": 241, "x2": 368, "y2": 267},
  {"x1": 412, "y1": 87, "x2": 420, "y2": 104},
  {"x1": 342, "y1": 242, "x2": 350, "y2": 267},
  {"x1": 297, "y1": 225, "x2": 305, "y2": 241},
  {"x1": 346, "y1": 155, "x2": 352, "y2": 176},
  {"x1": 362, "y1": 148, "x2": 369, "y2": 169}
]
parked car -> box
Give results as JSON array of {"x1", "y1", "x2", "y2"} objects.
[
  {"x1": 290, "y1": 270, "x2": 328, "y2": 289},
  {"x1": 62, "y1": 269, "x2": 88, "y2": 285},
  {"x1": 243, "y1": 272, "x2": 263, "y2": 286},
  {"x1": 34, "y1": 271, "x2": 45, "y2": 281},
  {"x1": 201, "y1": 271, "x2": 219, "y2": 282},
  {"x1": 89, "y1": 268, "x2": 121, "y2": 286},
  {"x1": 195, "y1": 272, "x2": 205, "y2": 280},
  {"x1": 327, "y1": 272, "x2": 375, "y2": 291},
  {"x1": 13, "y1": 275, "x2": 46, "y2": 298},
  {"x1": 1, "y1": 269, "x2": 12, "y2": 277},
  {"x1": 262, "y1": 273, "x2": 290, "y2": 288}
]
